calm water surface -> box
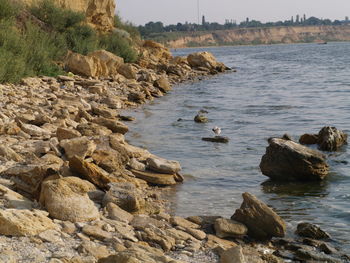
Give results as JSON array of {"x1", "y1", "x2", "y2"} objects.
[{"x1": 125, "y1": 42, "x2": 350, "y2": 250}]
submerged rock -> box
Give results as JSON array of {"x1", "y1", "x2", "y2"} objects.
[
  {"x1": 299, "y1": 133, "x2": 319, "y2": 145},
  {"x1": 317, "y1": 126, "x2": 347, "y2": 151},
  {"x1": 194, "y1": 114, "x2": 208, "y2": 123},
  {"x1": 231, "y1": 192, "x2": 286, "y2": 240},
  {"x1": 260, "y1": 138, "x2": 329, "y2": 181},
  {"x1": 202, "y1": 136, "x2": 229, "y2": 143}
]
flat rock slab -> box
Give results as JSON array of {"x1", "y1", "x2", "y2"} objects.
[
  {"x1": 131, "y1": 169, "x2": 176, "y2": 186},
  {"x1": 260, "y1": 138, "x2": 329, "y2": 181},
  {"x1": 202, "y1": 136, "x2": 229, "y2": 143}
]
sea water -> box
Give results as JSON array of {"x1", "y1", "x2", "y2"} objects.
[{"x1": 125, "y1": 42, "x2": 350, "y2": 250}]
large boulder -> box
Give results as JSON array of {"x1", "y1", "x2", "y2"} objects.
[
  {"x1": 39, "y1": 177, "x2": 100, "y2": 222},
  {"x1": 88, "y1": 50, "x2": 124, "y2": 73},
  {"x1": 187, "y1": 52, "x2": 227, "y2": 71},
  {"x1": 0, "y1": 209, "x2": 55, "y2": 236},
  {"x1": 317, "y1": 126, "x2": 347, "y2": 151},
  {"x1": 259, "y1": 138, "x2": 329, "y2": 181},
  {"x1": 65, "y1": 51, "x2": 100, "y2": 77},
  {"x1": 231, "y1": 192, "x2": 286, "y2": 240}
]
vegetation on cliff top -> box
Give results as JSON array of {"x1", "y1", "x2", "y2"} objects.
[{"x1": 0, "y1": 0, "x2": 139, "y2": 83}]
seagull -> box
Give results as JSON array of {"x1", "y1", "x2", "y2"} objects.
[{"x1": 212, "y1": 126, "x2": 221, "y2": 136}]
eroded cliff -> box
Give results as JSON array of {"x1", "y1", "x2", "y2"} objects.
[
  {"x1": 21, "y1": 0, "x2": 116, "y2": 31},
  {"x1": 165, "y1": 25, "x2": 350, "y2": 48}
]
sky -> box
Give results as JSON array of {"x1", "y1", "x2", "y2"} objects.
[{"x1": 117, "y1": 0, "x2": 350, "y2": 26}]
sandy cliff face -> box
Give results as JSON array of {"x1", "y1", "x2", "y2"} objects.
[
  {"x1": 21, "y1": 0, "x2": 116, "y2": 31},
  {"x1": 167, "y1": 25, "x2": 350, "y2": 48}
]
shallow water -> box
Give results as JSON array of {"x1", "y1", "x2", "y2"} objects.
[{"x1": 125, "y1": 42, "x2": 350, "y2": 250}]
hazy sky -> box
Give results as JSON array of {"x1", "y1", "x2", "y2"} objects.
[{"x1": 117, "y1": 0, "x2": 350, "y2": 25}]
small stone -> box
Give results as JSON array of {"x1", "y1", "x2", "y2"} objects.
[
  {"x1": 170, "y1": 216, "x2": 200, "y2": 229},
  {"x1": 38, "y1": 229, "x2": 62, "y2": 243},
  {"x1": 106, "y1": 202, "x2": 134, "y2": 223},
  {"x1": 220, "y1": 246, "x2": 246, "y2": 263},
  {"x1": 214, "y1": 218, "x2": 248, "y2": 238},
  {"x1": 82, "y1": 225, "x2": 113, "y2": 241}
]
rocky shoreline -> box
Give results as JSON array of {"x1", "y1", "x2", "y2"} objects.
[{"x1": 0, "y1": 41, "x2": 349, "y2": 263}]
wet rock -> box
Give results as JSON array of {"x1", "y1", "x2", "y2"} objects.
[
  {"x1": 231, "y1": 192, "x2": 286, "y2": 240},
  {"x1": 106, "y1": 202, "x2": 134, "y2": 223},
  {"x1": 260, "y1": 138, "x2": 329, "y2": 181},
  {"x1": 69, "y1": 156, "x2": 117, "y2": 189},
  {"x1": 299, "y1": 133, "x2": 319, "y2": 145},
  {"x1": 154, "y1": 76, "x2": 171, "y2": 93},
  {"x1": 187, "y1": 52, "x2": 227, "y2": 71},
  {"x1": 194, "y1": 114, "x2": 208, "y2": 123},
  {"x1": 103, "y1": 183, "x2": 145, "y2": 213},
  {"x1": 39, "y1": 177, "x2": 100, "y2": 222},
  {"x1": 202, "y1": 136, "x2": 230, "y2": 143},
  {"x1": 131, "y1": 169, "x2": 177, "y2": 185},
  {"x1": 214, "y1": 218, "x2": 248, "y2": 238},
  {"x1": 146, "y1": 157, "x2": 181, "y2": 174},
  {"x1": 295, "y1": 248, "x2": 341, "y2": 262},
  {"x1": 317, "y1": 126, "x2": 347, "y2": 151},
  {"x1": 320, "y1": 242, "x2": 338, "y2": 254},
  {"x1": 0, "y1": 209, "x2": 55, "y2": 236},
  {"x1": 296, "y1": 222, "x2": 331, "y2": 239},
  {"x1": 60, "y1": 136, "x2": 96, "y2": 159},
  {"x1": 220, "y1": 246, "x2": 246, "y2": 263}
]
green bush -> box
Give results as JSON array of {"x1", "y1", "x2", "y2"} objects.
[
  {"x1": 0, "y1": 0, "x2": 141, "y2": 83},
  {"x1": 30, "y1": 0, "x2": 84, "y2": 32},
  {"x1": 64, "y1": 25, "x2": 99, "y2": 55},
  {"x1": 99, "y1": 32, "x2": 138, "y2": 63},
  {"x1": 0, "y1": 0, "x2": 19, "y2": 20},
  {"x1": 114, "y1": 15, "x2": 140, "y2": 40},
  {"x1": 0, "y1": 20, "x2": 63, "y2": 83}
]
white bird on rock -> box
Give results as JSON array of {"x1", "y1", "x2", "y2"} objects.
[{"x1": 212, "y1": 126, "x2": 221, "y2": 136}]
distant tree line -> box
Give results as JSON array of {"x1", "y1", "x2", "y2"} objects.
[{"x1": 139, "y1": 15, "x2": 350, "y2": 38}]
